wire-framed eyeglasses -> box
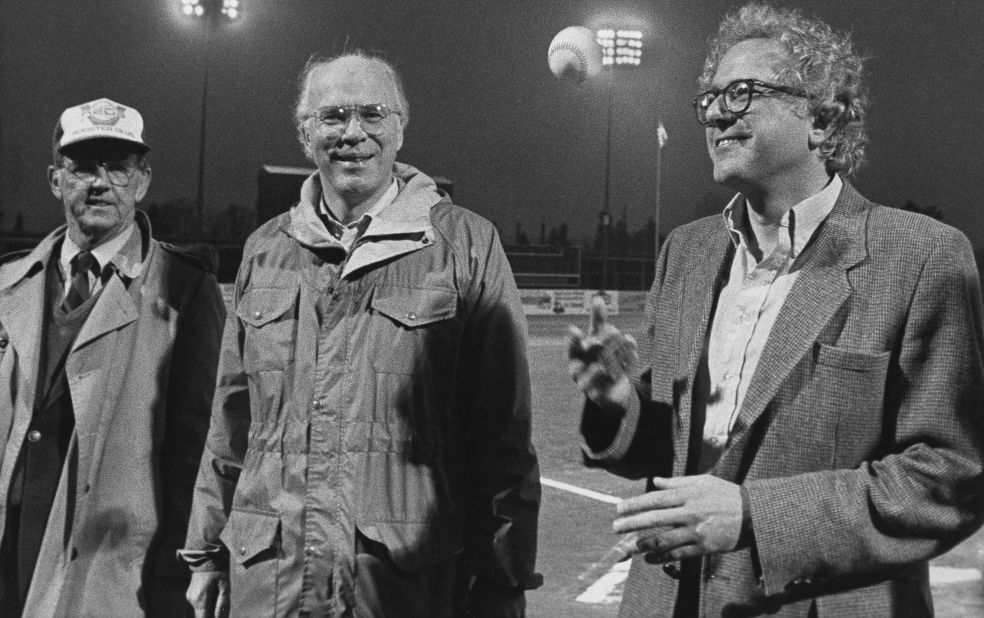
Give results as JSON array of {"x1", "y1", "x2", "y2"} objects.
[
  {"x1": 693, "y1": 78, "x2": 807, "y2": 125},
  {"x1": 62, "y1": 157, "x2": 142, "y2": 187},
  {"x1": 308, "y1": 103, "x2": 401, "y2": 137}
]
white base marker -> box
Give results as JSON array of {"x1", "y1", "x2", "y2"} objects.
[
  {"x1": 576, "y1": 560, "x2": 630, "y2": 604},
  {"x1": 540, "y1": 477, "x2": 622, "y2": 505},
  {"x1": 930, "y1": 566, "x2": 983, "y2": 586}
]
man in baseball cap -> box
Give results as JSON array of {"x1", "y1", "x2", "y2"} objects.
[{"x1": 0, "y1": 97, "x2": 224, "y2": 617}]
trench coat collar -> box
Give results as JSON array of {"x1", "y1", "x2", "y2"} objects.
[{"x1": 0, "y1": 212, "x2": 157, "y2": 356}]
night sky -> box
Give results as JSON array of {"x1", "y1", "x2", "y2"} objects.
[{"x1": 2, "y1": 0, "x2": 982, "y2": 250}]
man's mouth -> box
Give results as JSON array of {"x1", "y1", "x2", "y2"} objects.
[
  {"x1": 714, "y1": 135, "x2": 749, "y2": 148},
  {"x1": 333, "y1": 153, "x2": 373, "y2": 164}
]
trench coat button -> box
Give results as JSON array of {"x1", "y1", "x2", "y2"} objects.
[
  {"x1": 421, "y1": 237, "x2": 430, "y2": 244},
  {"x1": 27, "y1": 430, "x2": 41, "y2": 442},
  {"x1": 406, "y1": 312, "x2": 417, "y2": 321},
  {"x1": 239, "y1": 546, "x2": 247, "y2": 556},
  {"x1": 312, "y1": 400, "x2": 323, "y2": 410},
  {"x1": 662, "y1": 563, "x2": 682, "y2": 579},
  {"x1": 0, "y1": 337, "x2": 7, "y2": 349},
  {"x1": 304, "y1": 545, "x2": 316, "y2": 556},
  {"x1": 252, "y1": 310, "x2": 263, "y2": 320}
]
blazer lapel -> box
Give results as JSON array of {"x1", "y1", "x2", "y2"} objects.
[
  {"x1": 672, "y1": 224, "x2": 733, "y2": 472},
  {"x1": 720, "y1": 184, "x2": 869, "y2": 471}
]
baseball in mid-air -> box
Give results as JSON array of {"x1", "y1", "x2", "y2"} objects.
[{"x1": 548, "y1": 26, "x2": 602, "y2": 83}]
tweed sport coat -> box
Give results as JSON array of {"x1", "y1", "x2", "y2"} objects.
[{"x1": 583, "y1": 183, "x2": 984, "y2": 617}]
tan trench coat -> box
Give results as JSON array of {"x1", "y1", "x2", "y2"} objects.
[{"x1": 0, "y1": 212, "x2": 224, "y2": 617}]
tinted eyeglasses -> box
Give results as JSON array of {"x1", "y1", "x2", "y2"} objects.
[
  {"x1": 62, "y1": 157, "x2": 142, "y2": 187},
  {"x1": 693, "y1": 78, "x2": 807, "y2": 125},
  {"x1": 308, "y1": 103, "x2": 401, "y2": 137}
]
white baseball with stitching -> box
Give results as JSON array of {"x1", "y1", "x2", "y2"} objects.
[{"x1": 548, "y1": 26, "x2": 602, "y2": 83}]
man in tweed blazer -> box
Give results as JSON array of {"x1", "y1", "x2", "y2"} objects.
[{"x1": 569, "y1": 4, "x2": 984, "y2": 617}]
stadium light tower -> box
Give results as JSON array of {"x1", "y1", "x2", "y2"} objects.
[
  {"x1": 181, "y1": 0, "x2": 241, "y2": 227},
  {"x1": 595, "y1": 27, "x2": 642, "y2": 289}
]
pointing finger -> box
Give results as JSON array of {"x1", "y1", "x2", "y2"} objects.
[{"x1": 588, "y1": 296, "x2": 608, "y2": 336}]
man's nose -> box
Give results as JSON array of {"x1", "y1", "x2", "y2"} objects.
[
  {"x1": 89, "y1": 164, "x2": 113, "y2": 188},
  {"x1": 704, "y1": 95, "x2": 734, "y2": 127},
  {"x1": 339, "y1": 114, "x2": 368, "y2": 142}
]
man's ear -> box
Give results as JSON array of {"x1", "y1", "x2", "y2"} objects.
[
  {"x1": 394, "y1": 117, "x2": 404, "y2": 152},
  {"x1": 809, "y1": 100, "x2": 847, "y2": 149},
  {"x1": 134, "y1": 166, "x2": 152, "y2": 202},
  {"x1": 298, "y1": 126, "x2": 314, "y2": 161},
  {"x1": 48, "y1": 165, "x2": 64, "y2": 200}
]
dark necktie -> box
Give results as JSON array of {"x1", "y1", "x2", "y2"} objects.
[{"x1": 64, "y1": 251, "x2": 99, "y2": 310}]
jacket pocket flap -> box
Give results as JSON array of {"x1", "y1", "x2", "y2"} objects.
[
  {"x1": 815, "y1": 344, "x2": 890, "y2": 372},
  {"x1": 371, "y1": 286, "x2": 456, "y2": 328},
  {"x1": 237, "y1": 288, "x2": 296, "y2": 327},
  {"x1": 220, "y1": 509, "x2": 280, "y2": 565},
  {"x1": 357, "y1": 522, "x2": 462, "y2": 573}
]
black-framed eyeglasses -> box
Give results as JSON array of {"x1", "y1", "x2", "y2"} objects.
[
  {"x1": 693, "y1": 78, "x2": 807, "y2": 125},
  {"x1": 62, "y1": 157, "x2": 142, "y2": 187},
  {"x1": 307, "y1": 103, "x2": 401, "y2": 137}
]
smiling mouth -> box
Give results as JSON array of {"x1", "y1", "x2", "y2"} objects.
[
  {"x1": 333, "y1": 153, "x2": 374, "y2": 164},
  {"x1": 715, "y1": 136, "x2": 748, "y2": 148}
]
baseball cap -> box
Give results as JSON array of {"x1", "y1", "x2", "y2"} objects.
[{"x1": 58, "y1": 97, "x2": 149, "y2": 152}]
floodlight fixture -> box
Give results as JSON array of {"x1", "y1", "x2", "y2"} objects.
[
  {"x1": 596, "y1": 28, "x2": 642, "y2": 67},
  {"x1": 181, "y1": 0, "x2": 241, "y2": 21}
]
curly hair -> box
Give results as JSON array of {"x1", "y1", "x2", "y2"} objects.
[
  {"x1": 293, "y1": 50, "x2": 409, "y2": 158},
  {"x1": 699, "y1": 3, "x2": 868, "y2": 176}
]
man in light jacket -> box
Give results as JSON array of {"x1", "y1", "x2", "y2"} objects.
[
  {"x1": 0, "y1": 98, "x2": 225, "y2": 616},
  {"x1": 182, "y1": 51, "x2": 541, "y2": 617}
]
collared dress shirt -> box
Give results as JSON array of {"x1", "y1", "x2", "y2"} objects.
[
  {"x1": 699, "y1": 175, "x2": 842, "y2": 471},
  {"x1": 57, "y1": 223, "x2": 139, "y2": 297},
  {"x1": 319, "y1": 178, "x2": 399, "y2": 253}
]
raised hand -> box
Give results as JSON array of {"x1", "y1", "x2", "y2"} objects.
[{"x1": 567, "y1": 296, "x2": 638, "y2": 411}]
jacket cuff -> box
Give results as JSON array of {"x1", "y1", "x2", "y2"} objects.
[
  {"x1": 467, "y1": 579, "x2": 528, "y2": 618},
  {"x1": 176, "y1": 547, "x2": 229, "y2": 573},
  {"x1": 580, "y1": 392, "x2": 641, "y2": 466}
]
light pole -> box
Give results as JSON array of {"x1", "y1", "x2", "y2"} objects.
[
  {"x1": 654, "y1": 119, "x2": 667, "y2": 262},
  {"x1": 181, "y1": 0, "x2": 241, "y2": 230},
  {"x1": 595, "y1": 28, "x2": 642, "y2": 289}
]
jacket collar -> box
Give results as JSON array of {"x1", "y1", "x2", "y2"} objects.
[{"x1": 285, "y1": 162, "x2": 442, "y2": 278}]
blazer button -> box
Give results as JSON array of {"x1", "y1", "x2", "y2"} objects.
[
  {"x1": 406, "y1": 312, "x2": 417, "y2": 321},
  {"x1": 27, "y1": 430, "x2": 42, "y2": 442},
  {"x1": 0, "y1": 337, "x2": 8, "y2": 349},
  {"x1": 252, "y1": 311, "x2": 263, "y2": 320},
  {"x1": 239, "y1": 546, "x2": 247, "y2": 556}
]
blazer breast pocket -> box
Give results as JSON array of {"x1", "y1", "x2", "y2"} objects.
[
  {"x1": 813, "y1": 343, "x2": 892, "y2": 465},
  {"x1": 815, "y1": 343, "x2": 891, "y2": 373}
]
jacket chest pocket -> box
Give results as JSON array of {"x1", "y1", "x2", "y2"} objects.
[
  {"x1": 237, "y1": 287, "x2": 299, "y2": 373},
  {"x1": 367, "y1": 286, "x2": 459, "y2": 375},
  {"x1": 814, "y1": 343, "x2": 892, "y2": 464}
]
